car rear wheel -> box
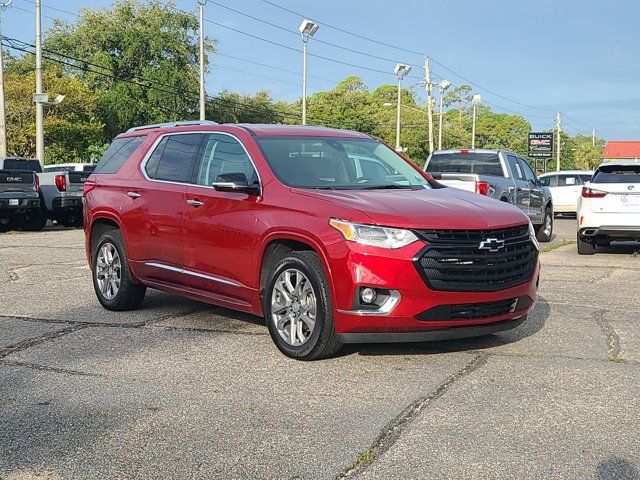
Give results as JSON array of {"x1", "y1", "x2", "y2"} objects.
[
  {"x1": 535, "y1": 207, "x2": 553, "y2": 242},
  {"x1": 264, "y1": 251, "x2": 342, "y2": 360},
  {"x1": 577, "y1": 234, "x2": 596, "y2": 255},
  {"x1": 92, "y1": 229, "x2": 146, "y2": 310},
  {"x1": 18, "y1": 208, "x2": 47, "y2": 231}
]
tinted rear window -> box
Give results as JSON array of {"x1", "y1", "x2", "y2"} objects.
[
  {"x1": 3, "y1": 159, "x2": 42, "y2": 172},
  {"x1": 150, "y1": 134, "x2": 203, "y2": 183},
  {"x1": 592, "y1": 165, "x2": 640, "y2": 184},
  {"x1": 94, "y1": 136, "x2": 145, "y2": 174},
  {"x1": 426, "y1": 153, "x2": 504, "y2": 177}
]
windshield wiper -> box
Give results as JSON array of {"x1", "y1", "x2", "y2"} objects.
[{"x1": 359, "y1": 184, "x2": 412, "y2": 190}]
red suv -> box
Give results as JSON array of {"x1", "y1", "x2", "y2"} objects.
[{"x1": 84, "y1": 121, "x2": 540, "y2": 360}]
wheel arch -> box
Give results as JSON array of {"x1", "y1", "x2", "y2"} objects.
[{"x1": 257, "y1": 233, "x2": 334, "y2": 316}]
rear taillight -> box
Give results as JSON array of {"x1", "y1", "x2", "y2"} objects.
[
  {"x1": 55, "y1": 174, "x2": 67, "y2": 192},
  {"x1": 459, "y1": 149, "x2": 470, "y2": 154},
  {"x1": 582, "y1": 186, "x2": 607, "y2": 198},
  {"x1": 475, "y1": 181, "x2": 490, "y2": 196},
  {"x1": 34, "y1": 175, "x2": 40, "y2": 192},
  {"x1": 83, "y1": 180, "x2": 97, "y2": 196}
]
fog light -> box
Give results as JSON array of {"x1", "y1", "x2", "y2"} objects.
[{"x1": 360, "y1": 287, "x2": 377, "y2": 304}]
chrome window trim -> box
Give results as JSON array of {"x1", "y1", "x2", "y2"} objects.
[
  {"x1": 139, "y1": 130, "x2": 262, "y2": 191},
  {"x1": 145, "y1": 262, "x2": 242, "y2": 287}
]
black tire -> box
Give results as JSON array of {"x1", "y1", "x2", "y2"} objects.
[
  {"x1": 264, "y1": 251, "x2": 342, "y2": 360},
  {"x1": 18, "y1": 208, "x2": 48, "y2": 231},
  {"x1": 92, "y1": 228, "x2": 146, "y2": 311},
  {"x1": 0, "y1": 217, "x2": 14, "y2": 233},
  {"x1": 535, "y1": 206, "x2": 553, "y2": 242},
  {"x1": 577, "y1": 234, "x2": 596, "y2": 255}
]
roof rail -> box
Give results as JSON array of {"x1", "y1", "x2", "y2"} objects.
[{"x1": 126, "y1": 120, "x2": 218, "y2": 133}]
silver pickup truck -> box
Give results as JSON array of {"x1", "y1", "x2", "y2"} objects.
[{"x1": 424, "y1": 149, "x2": 554, "y2": 241}]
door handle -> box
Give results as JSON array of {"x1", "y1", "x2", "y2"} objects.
[
  {"x1": 186, "y1": 199, "x2": 203, "y2": 207},
  {"x1": 127, "y1": 192, "x2": 141, "y2": 199}
]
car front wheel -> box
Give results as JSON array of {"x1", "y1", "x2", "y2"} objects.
[
  {"x1": 264, "y1": 251, "x2": 342, "y2": 360},
  {"x1": 92, "y1": 228, "x2": 146, "y2": 310}
]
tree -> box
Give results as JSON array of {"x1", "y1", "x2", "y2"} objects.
[
  {"x1": 44, "y1": 0, "x2": 215, "y2": 140},
  {"x1": 305, "y1": 76, "x2": 377, "y2": 132},
  {"x1": 5, "y1": 66, "x2": 104, "y2": 163},
  {"x1": 206, "y1": 90, "x2": 288, "y2": 124}
]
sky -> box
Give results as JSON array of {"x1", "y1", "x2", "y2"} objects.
[{"x1": 3, "y1": 0, "x2": 640, "y2": 140}]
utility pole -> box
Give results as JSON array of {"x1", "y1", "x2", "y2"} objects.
[
  {"x1": 436, "y1": 80, "x2": 451, "y2": 150},
  {"x1": 423, "y1": 56, "x2": 434, "y2": 155},
  {"x1": 592, "y1": 128, "x2": 596, "y2": 147},
  {"x1": 396, "y1": 75, "x2": 402, "y2": 151},
  {"x1": 198, "y1": 0, "x2": 207, "y2": 121},
  {"x1": 299, "y1": 20, "x2": 319, "y2": 126},
  {"x1": 555, "y1": 111, "x2": 562, "y2": 172},
  {"x1": 35, "y1": 0, "x2": 44, "y2": 167},
  {"x1": 0, "y1": 0, "x2": 12, "y2": 159}
]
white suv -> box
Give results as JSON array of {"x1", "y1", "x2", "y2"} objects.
[
  {"x1": 539, "y1": 170, "x2": 593, "y2": 214},
  {"x1": 577, "y1": 160, "x2": 640, "y2": 254}
]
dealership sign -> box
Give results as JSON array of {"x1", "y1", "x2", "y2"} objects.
[{"x1": 528, "y1": 132, "x2": 554, "y2": 158}]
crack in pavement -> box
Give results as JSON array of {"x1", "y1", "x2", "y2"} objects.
[
  {"x1": 337, "y1": 353, "x2": 489, "y2": 479},
  {"x1": 0, "y1": 324, "x2": 88, "y2": 359},
  {"x1": 0, "y1": 359, "x2": 101, "y2": 377},
  {"x1": 593, "y1": 309, "x2": 623, "y2": 362}
]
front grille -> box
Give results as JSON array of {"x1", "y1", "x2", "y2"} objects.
[
  {"x1": 414, "y1": 225, "x2": 538, "y2": 292},
  {"x1": 416, "y1": 296, "x2": 531, "y2": 321}
]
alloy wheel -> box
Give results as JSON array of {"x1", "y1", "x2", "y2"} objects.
[
  {"x1": 271, "y1": 268, "x2": 317, "y2": 346},
  {"x1": 95, "y1": 242, "x2": 122, "y2": 300}
]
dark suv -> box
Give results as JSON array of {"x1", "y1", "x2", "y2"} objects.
[{"x1": 84, "y1": 121, "x2": 540, "y2": 360}]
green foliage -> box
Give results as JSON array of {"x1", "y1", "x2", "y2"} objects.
[
  {"x1": 206, "y1": 90, "x2": 288, "y2": 124},
  {"x1": 44, "y1": 0, "x2": 215, "y2": 139},
  {"x1": 5, "y1": 66, "x2": 103, "y2": 163}
]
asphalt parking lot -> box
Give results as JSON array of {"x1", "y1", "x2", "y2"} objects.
[{"x1": 1, "y1": 218, "x2": 639, "y2": 480}]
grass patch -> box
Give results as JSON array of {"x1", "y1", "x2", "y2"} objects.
[
  {"x1": 610, "y1": 357, "x2": 627, "y2": 363},
  {"x1": 631, "y1": 250, "x2": 640, "y2": 258},
  {"x1": 353, "y1": 451, "x2": 374, "y2": 469},
  {"x1": 540, "y1": 239, "x2": 575, "y2": 253}
]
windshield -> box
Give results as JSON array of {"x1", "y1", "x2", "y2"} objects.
[
  {"x1": 426, "y1": 152, "x2": 504, "y2": 177},
  {"x1": 255, "y1": 137, "x2": 429, "y2": 190},
  {"x1": 592, "y1": 165, "x2": 640, "y2": 184}
]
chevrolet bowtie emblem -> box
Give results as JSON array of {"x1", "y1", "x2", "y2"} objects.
[{"x1": 479, "y1": 238, "x2": 505, "y2": 252}]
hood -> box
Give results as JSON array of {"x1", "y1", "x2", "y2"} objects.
[{"x1": 294, "y1": 187, "x2": 529, "y2": 229}]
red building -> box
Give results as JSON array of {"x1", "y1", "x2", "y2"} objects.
[{"x1": 602, "y1": 141, "x2": 640, "y2": 161}]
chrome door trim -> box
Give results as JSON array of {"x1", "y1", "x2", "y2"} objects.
[{"x1": 144, "y1": 262, "x2": 242, "y2": 287}]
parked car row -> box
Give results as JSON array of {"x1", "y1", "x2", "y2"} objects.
[{"x1": 0, "y1": 157, "x2": 94, "y2": 232}]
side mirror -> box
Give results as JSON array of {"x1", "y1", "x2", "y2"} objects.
[{"x1": 212, "y1": 173, "x2": 260, "y2": 196}]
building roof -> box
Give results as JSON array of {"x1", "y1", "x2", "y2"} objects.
[{"x1": 602, "y1": 141, "x2": 640, "y2": 159}]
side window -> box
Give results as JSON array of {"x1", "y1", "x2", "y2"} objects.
[
  {"x1": 153, "y1": 134, "x2": 203, "y2": 183},
  {"x1": 94, "y1": 136, "x2": 145, "y2": 174},
  {"x1": 196, "y1": 134, "x2": 258, "y2": 186},
  {"x1": 518, "y1": 158, "x2": 537, "y2": 184},
  {"x1": 506, "y1": 155, "x2": 524, "y2": 181},
  {"x1": 539, "y1": 175, "x2": 558, "y2": 187},
  {"x1": 558, "y1": 175, "x2": 578, "y2": 187},
  {"x1": 145, "y1": 137, "x2": 167, "y2": 179}
]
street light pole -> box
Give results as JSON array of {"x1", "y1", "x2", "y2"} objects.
[
  {"x1": 556, "y1": 111, "x2": 562, "y2": 171},
  {"x1": 198, "y1": 0, "x2": 207, "y2": 121},
  {"x1": 299, "y1": 19, "x2": 319, "y2": 126},
  {"x1": 437, "y1": 80, "x2": 451, "y2": 150},
  {"x1": 423, "y1": 56, "x2": 434, "y2": 155},
  {"x1": 393, "y1": 63, "x2": 411, "y2": 152},
  {"x1": 35, "y1": 0, "x2": 44, "y2": 166},
  {"x1": 471, "y1": 94, "x2": 481, "y2": 149},
  {"x1": 0, "y1": 0, "x2": 12, "y2": 159}
]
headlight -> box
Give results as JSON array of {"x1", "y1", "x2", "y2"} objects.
[
  {"x1": 528, "y1": 220, "x2": 540, "y2": 251},
  {"x1": 329, "y1": 219, "x2": 418, "y2": 249}
]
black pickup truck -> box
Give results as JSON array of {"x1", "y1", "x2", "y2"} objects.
[{"x1": 0, "y1": 159, "x2": 41, "y2": 232}]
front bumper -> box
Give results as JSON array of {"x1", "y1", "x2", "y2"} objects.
[{"x1": 328, "y1": 240, "x2": 539, "y2": 336}]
